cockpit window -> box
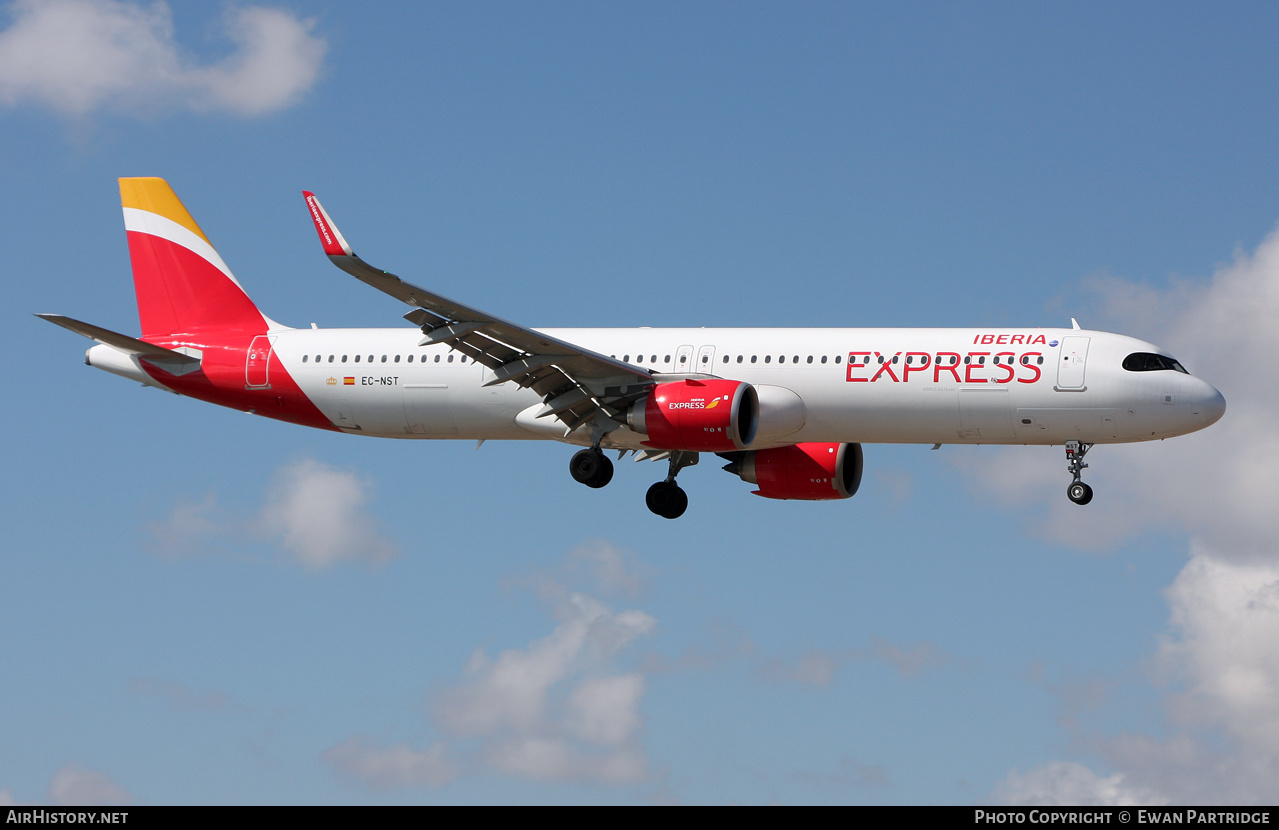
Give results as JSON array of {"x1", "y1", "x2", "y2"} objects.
[{"x1": 1122, "y1": 352, "x2": 1188, "y2": 374}]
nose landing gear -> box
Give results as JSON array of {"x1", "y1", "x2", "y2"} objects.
[{"x1": 1065, "y1": 440, "x2": 1094, "y2": 505}]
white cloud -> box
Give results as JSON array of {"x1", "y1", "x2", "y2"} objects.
[
  {"x1": 47, "y1": 763, "x2": 131, "y2": 807},
  {"x1": 483, "y1": 738, "x2": 647, "y2": 785},
  {"x1": 993, "y1": 227, "x2": 1279, "y2": 805},
  {"x1": 147, "y1": 458, "x2": 400, "y2": 569},
  {"x1": 145, "y1": 492, "x2": 227, "y2": 558},
  {"x1": 1160, "y1": 550, "x2": 1279, "y2": 748},
  {"x1": 0, "y1": 0, "x2": 325, "y2": 117},
  {"x1": 324, "y1": 738, "x2": 455, "y2": 791},
  {"x1": 435, "y1": 590, "x2": 656, "y2": 783},
  {"x1": 997, "y1": 548, "x2": 1279, "y2": 806},
  {"x1": 562, "y1": 539, "x2": 651, "y2": 597},
  {"x1": 255, "y1": 458, "x2": 399, "y2": 569},
  {"x1": 566, "y1": 674, "x2": 646, "y2": 746},
  {"x1": 995, "y1": 761, "x2": 1162, "y2": 807},
  {"x1": 964, "y1": 223, "x2": 1279, "y2": 557},
  {"x1": 327, "y1": 554, "x2": 658, "y2": 789}
]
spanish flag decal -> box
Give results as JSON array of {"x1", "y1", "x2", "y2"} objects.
[{"x1": 344, "y1": 377, "x2": 355, "y2": 385}]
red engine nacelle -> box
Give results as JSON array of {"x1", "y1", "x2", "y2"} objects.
[
  {"x1": 725, "y1": 442, "x2": 863, "y2": 500},
  {"x1": 628, "y1": 379, "x2": 758, "y2": 452}
]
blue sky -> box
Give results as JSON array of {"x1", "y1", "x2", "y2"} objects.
[{"x1": 3, "y1": 1, "x2": 1278, "y2": 805}]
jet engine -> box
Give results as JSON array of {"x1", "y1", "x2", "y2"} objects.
[
  {"x1": 628, "y1": 379, "x2": 758, "y2": 452},
  {"x1": 723, "y1": 442, "x2": 863, "y2": 500}
]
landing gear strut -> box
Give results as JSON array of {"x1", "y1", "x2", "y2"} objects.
[
  {"x1": 646, "y1": 451, "x2": 697, "y2": 519},
  {"x1": 1064, "y1": 440, "x2": 1094, "y2": 505},
  {"x1": 570, "y1": 448, "x2": 613, "y2": 489}
]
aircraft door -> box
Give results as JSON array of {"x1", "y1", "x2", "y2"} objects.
[
  {"x1": 245, "y1": 335, "x2": 274, "y2": 389},
  {"x1": 675, "y1": 344, "x2": 694, "y2": 372},
  {"x1": 695, "y1": 345, "x2": 717, "y2": 372},
  {"x1": 1056, "y1": 336, "x2": 1090, "y2": 390}
]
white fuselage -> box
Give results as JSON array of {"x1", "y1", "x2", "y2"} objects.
[{"x1": 267, "y1": 325, "x2": 1225, "y2": 448}]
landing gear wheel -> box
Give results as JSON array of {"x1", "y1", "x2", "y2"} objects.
[
  {"x1": 1063, "y1": 441, "x2": 1095, "y2": 506},
  {"x1": 1067, "y1": 481, "x2": 1093, "y2": 505},
  {"x1": 646, "y1": 481, "x2": 688, "y2": 519},
  {"x1": 569, "y1": 449, "x2": 614, "y2": 489}
]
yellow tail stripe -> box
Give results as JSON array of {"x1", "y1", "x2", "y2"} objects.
[{"x1": 118, "y1": 177, "x2": 210, "y2": 246}]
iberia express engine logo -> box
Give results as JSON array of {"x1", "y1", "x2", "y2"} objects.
[{"x1": 666, "y1": 395, "x2": 725, "y2": 410}]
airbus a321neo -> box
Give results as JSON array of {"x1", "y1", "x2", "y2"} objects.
[{"x1": 38, "y1": 178, "x2": 1226, "y2": 518}]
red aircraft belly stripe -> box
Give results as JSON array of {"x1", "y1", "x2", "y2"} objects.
[{"x1": 141, "y1": 335, "x2": 339, "y2": 431}]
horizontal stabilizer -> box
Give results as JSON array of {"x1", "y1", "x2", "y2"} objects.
[{"x1": 36, "y1": 313, "x2": 202, "y2": 370}]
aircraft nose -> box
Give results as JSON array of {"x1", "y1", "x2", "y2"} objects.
[{"x1": 1196, "y1": 382, "x2": 1226, "y2": 427}]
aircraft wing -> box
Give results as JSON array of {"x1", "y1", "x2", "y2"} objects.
[{"x1": 302, "y1": 192, "x2": 655, "y2": 436}]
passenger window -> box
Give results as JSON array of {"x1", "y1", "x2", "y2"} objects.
[
  {"x1": 302, "y1": 355, "x2": 308, "y2": 363},
  {"x1": 448, "y1": 355, "x2": 454, "y2": 363},
  {"x1": 354, "y1": 355, "x2": 361, "y2": 363},
  {"x1": 778, "y1": 355, "x2": 785, "y2": 364},
  {"x1": 765, "y1": 355, "x2": 771, "y2": 364},
  {"x1": 341, "y1": 355, "x2": 348, "y2": 363},
  {"x1": 834, "y1": 355, "x2": 841, "y2": 364},
  {"x1": 807, "y1": 356, "x2": 813, "y2": 364},
  {"x1": 737, "y1": 355, "x2": 743, "y2": 363},
  {"x1": 751, "y1": 356, "x2": 757, "y2": 363},
  {"x1": 722, "y1": 355, "x2": 729, "y2": 363},
  {"x1": 394, "y1": 355, "x2": 400, "y2": 363},
  {"x1": 382, "y1": 355, "x2": 388, "y2": 363}
]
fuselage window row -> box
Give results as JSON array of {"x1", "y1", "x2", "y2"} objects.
[{"x1": 300, "y1": 350, "x2": 1046, "y2": 369}]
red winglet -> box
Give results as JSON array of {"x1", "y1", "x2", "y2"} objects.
[{"x1": 303, "y1": 191, "x2": 352, "y2": 257}]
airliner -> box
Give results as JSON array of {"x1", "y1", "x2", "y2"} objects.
[{"x1": 38, "y1": 178, "x2": 1226, "y2": 518}]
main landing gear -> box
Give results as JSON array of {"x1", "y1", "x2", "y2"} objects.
[
  {"x1": 646, "y1": 451, "x2": 697, "y2": 520},
  {"x1": 1064, "y1": 440, "x2": 1094, "y2": 505},
  {"x1": 568, "y1": 446, "x2": 697, "y2": 519},
  {"x1": 569, "y1": 448, "x2": 613, "y2": 489}
]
